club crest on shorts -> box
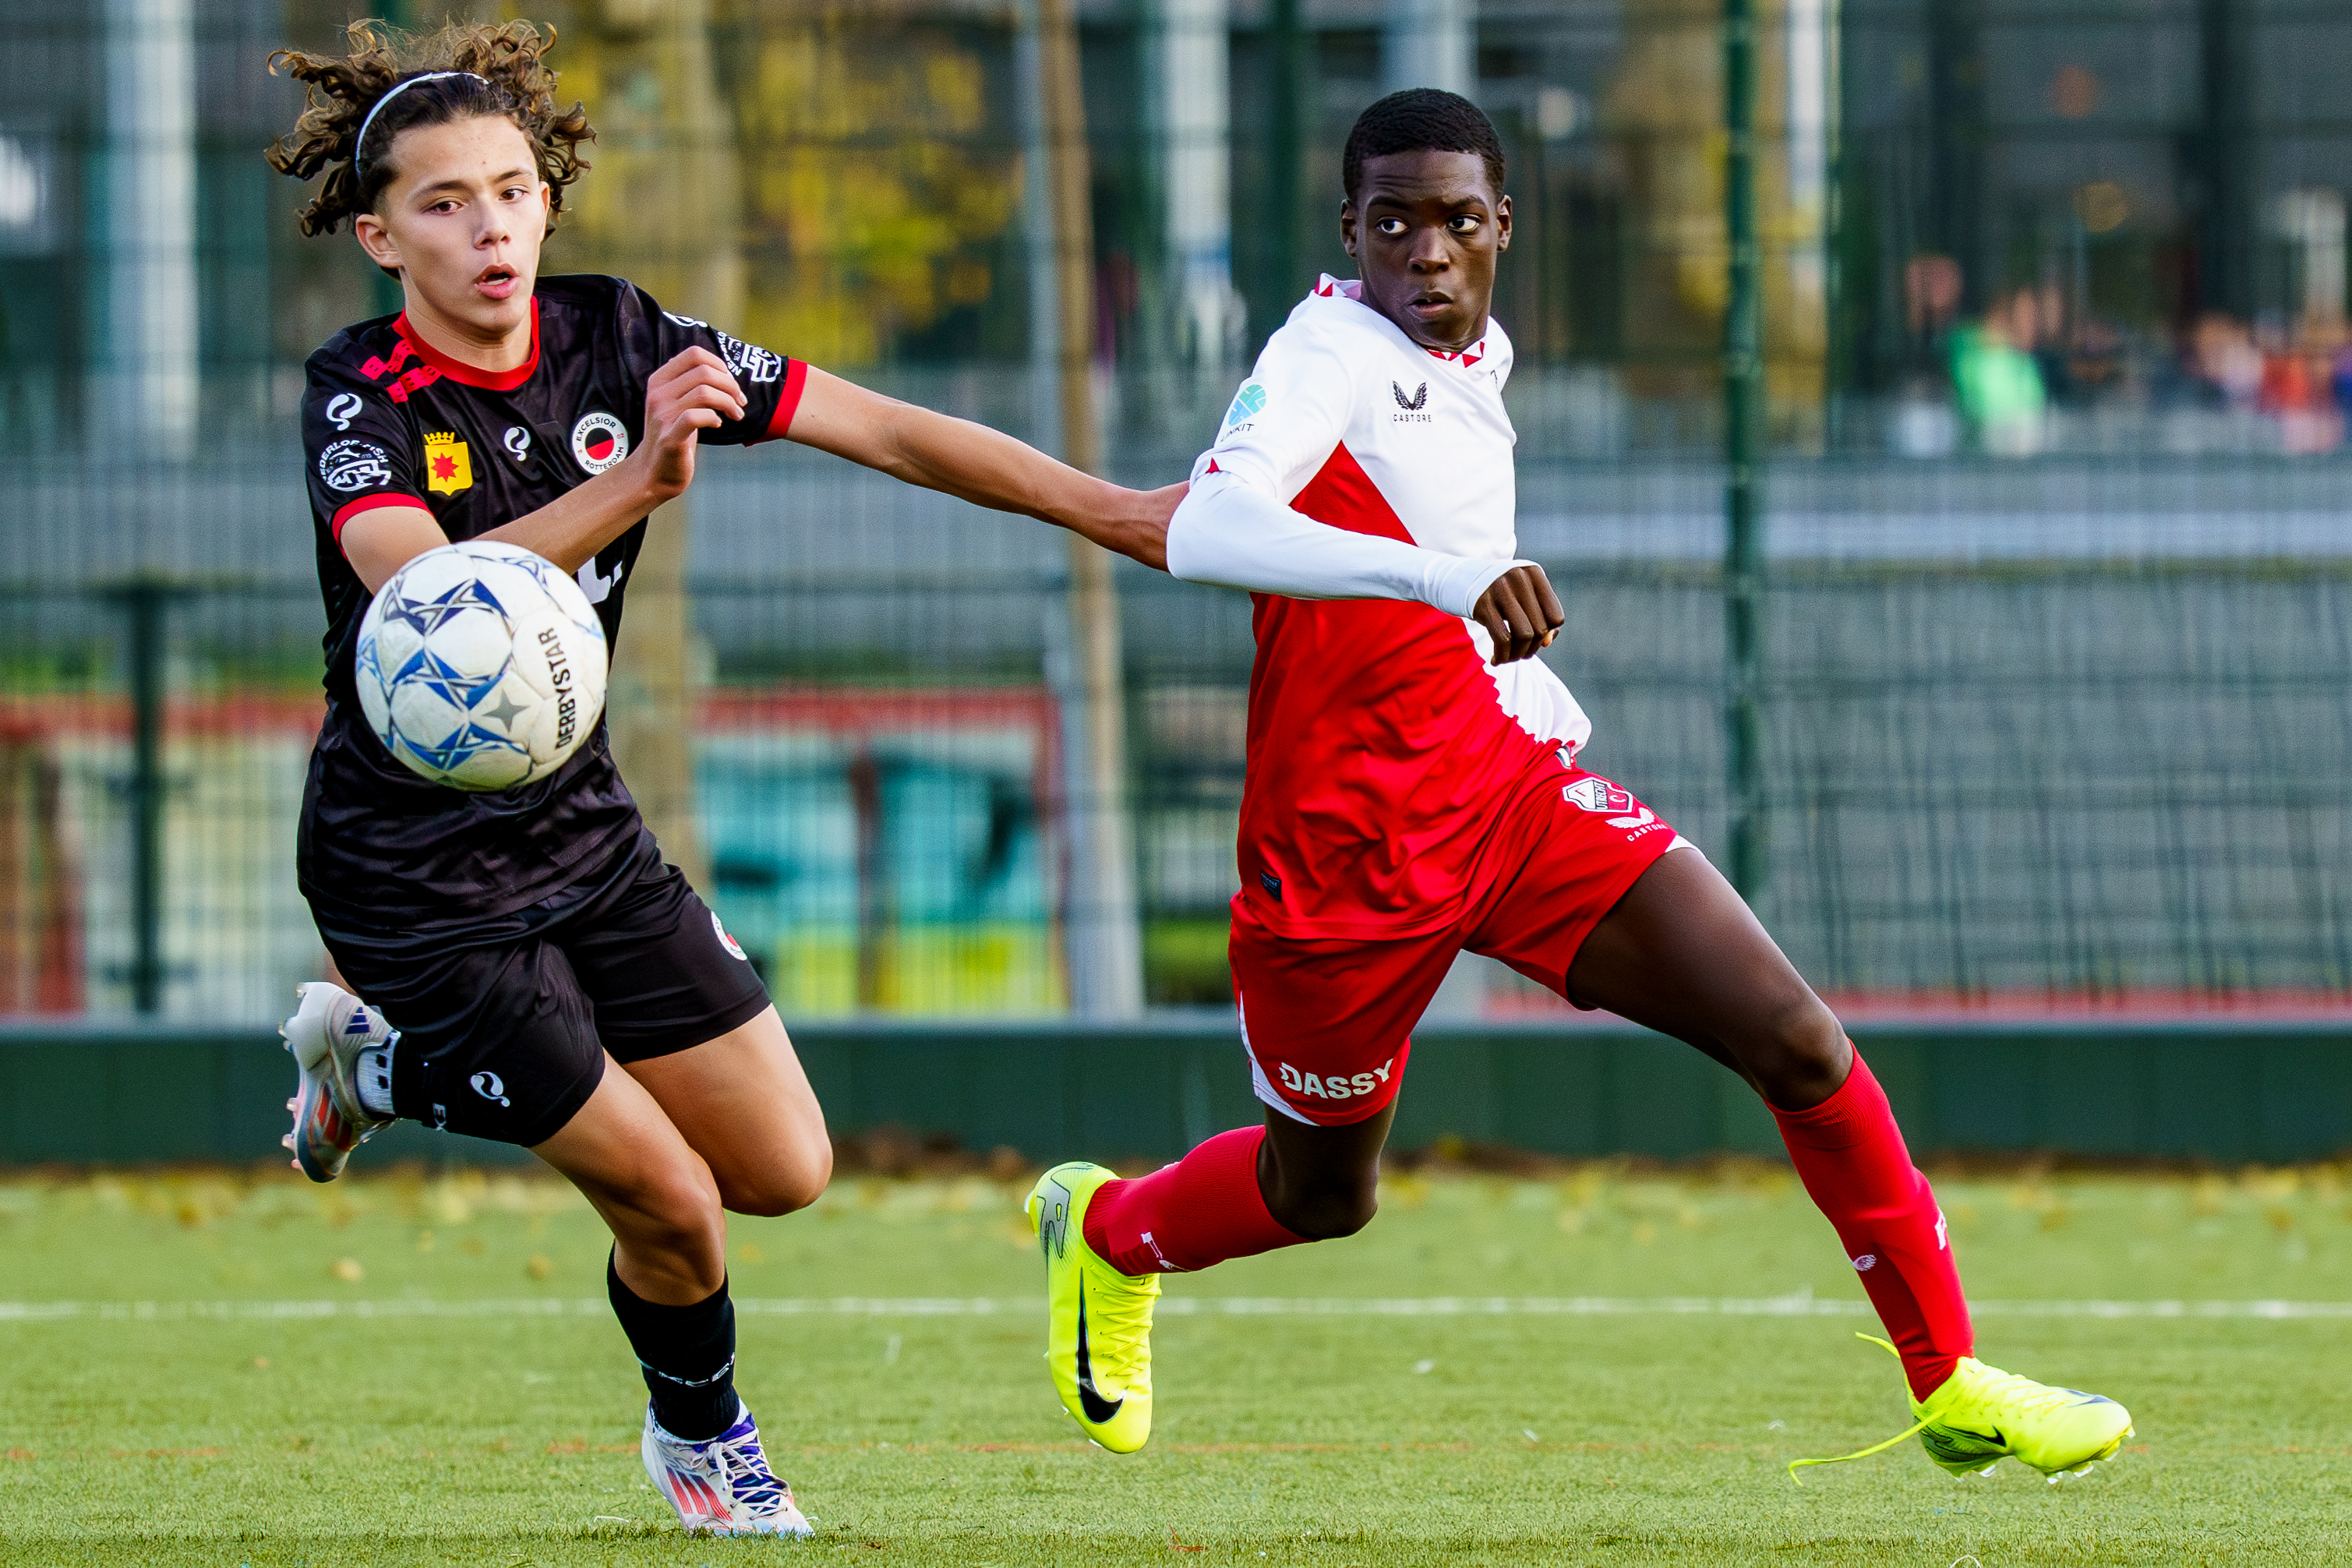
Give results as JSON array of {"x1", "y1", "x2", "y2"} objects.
[
  {"x1": 712, "y1": 910, "x2": 747, "y2": 962},
  {"x1": 1563, "y1": 776, "x2": 1636, "y2": 815}
]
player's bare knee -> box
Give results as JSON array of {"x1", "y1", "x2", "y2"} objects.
[
  {"x1": 628, "y1": 1160, "x2": 726, "y2": 1252},
  {"x1": 1745, "y1": 994, "x2": 1849, "y2": 1107},
  {"x1": 719, "y1": 1143, "x2": 832, "y2": 1218},
  {"x1": 1272, "y1": 1173, "x2": 1379, "y2": 1240}
]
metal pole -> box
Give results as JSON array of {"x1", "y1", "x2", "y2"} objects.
[
  {"x1": 1268, "y1": 0, "x2": 1302, "y2": 314},
  {"x1": 1723, "y1": 0, "x2": 1767, "y2": 901},
  {"x1": 122, "y1": 581, "x2": 166, "y2": 1012},
  {"x1": 1040, "y1": 0, "x2": 1146, "y2": 1017}
]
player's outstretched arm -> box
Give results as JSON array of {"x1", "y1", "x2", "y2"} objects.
[
  {"x1": 782, "y1": 367, "x2": 1181, "y2": 570},
  {"x1": 341, "y1": 348, "x2": 743, "y2": 594},
  {"x1": 1167, "y1": 470, "x2": 1563, "y2": 663}
]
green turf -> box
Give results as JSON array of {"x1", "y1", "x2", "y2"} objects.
[{"x1": 5, "y1": 1160, "x2": 2351, "y2": 1565}]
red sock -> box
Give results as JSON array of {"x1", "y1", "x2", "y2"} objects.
[
  {"x1": 1771, "y1": 1051, "x2": 1972, "y2": 1401},
  {"x1": 1081, "y1": 1126, "x2": 1309, "y2": 1277}
]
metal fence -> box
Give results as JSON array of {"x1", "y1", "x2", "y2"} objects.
[
  {"x1": 6, "y1": 420, "x2": 2350, "y2": 1023},
  {"x1": 3, "y1": 0, "x2": 2350, "y2": 1027}
]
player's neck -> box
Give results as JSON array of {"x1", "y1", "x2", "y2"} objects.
[{"x1": 397, "y1": 290, "x2": 535, "y2": 376}]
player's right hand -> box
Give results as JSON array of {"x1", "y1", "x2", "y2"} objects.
[
  {"x1": 634, "y1": 347, "x2": 747, "y2": 503},
  {"x1": 1472, "y1": 563, "x2": 1563, "y2": 665}
]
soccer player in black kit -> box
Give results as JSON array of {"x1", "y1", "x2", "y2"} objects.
[{"x1": 264, "y1": 22, "x2": 1177, "y2": 1536}]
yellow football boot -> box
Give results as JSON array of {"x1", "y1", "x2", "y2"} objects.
[
  {"x1": 1792, "y1": 1336, "x2": 2133, "y2": 1483},
  {"x1": 1026, "y1": 1161, "x2": 1158, "y2": 1453}
]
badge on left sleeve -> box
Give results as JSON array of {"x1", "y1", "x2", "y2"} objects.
[{"x1": 422, "y1": 431, "x2": 473, "y2": 494}]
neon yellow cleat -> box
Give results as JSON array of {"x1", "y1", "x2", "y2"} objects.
[
  {"x1": 1026, "y1": 1161, "x2": 1158, "y2": 1454},
  {"x1": 1792, "y1": 1336, "x2": 2134, "y2": 1484}
]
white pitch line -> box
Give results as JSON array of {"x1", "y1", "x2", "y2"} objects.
[{"x1": 2, "y1": 1294, "x2": 2350, "y2": 1323}]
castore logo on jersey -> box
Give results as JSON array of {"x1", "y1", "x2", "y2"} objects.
[{"x1": 570, "y1": 411, "x2": 629, "y2": 475}]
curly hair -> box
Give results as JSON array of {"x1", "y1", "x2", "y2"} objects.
[
  {"x1": 1342, "y1": 89, "x2": 1506, "y2": 203},
  {"x1": 265, "y1": 19, "x2": 593, "y2": 239}
]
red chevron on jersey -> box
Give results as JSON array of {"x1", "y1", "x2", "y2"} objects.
[{"x1": 1195, "y1": 275, "x2": 1591, "y2": 940}]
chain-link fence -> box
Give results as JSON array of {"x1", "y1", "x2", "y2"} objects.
[{"x1": 2, "y1": 0, "x2": 2347, "y2": 1026}]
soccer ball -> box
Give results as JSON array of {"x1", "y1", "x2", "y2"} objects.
[{"x1": 355, "y1": 541, "x2": 609, "y2": 792}]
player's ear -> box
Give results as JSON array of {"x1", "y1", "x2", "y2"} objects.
[
  {"x1": 1340, "y1": 199, "x2": 1358, "y2": 258},
  {"x1": 354, "y1": 211, "x2": 402, "y2": 276},
  {"x1": 1493, "y1": 192, "x2": 1512, "y2": 252}
]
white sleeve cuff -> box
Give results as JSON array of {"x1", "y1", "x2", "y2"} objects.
[{"x1": 1167, "y1": 471, "x2": 1529, "y2": 619}]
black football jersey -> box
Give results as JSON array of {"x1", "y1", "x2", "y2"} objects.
[{"x1": 295, "y1": 274, "x2": 802, "y2": 927}]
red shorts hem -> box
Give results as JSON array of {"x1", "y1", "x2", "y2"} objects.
[{"x1": 1231, "y1": 768, "x2": 1681, "y2": 1126}]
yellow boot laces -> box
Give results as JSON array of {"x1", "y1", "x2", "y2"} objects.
[
  {"x1": 1085, "y1": 1264, "x2": 1160, "y2": 1396},
  {"x1": 1786, "y1": 1334, "x2": 1933, "y2": 1485}
]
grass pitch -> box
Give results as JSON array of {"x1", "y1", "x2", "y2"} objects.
[{"x1": 4, "y1": 1158, "x2": 2350, "y2": 1566}]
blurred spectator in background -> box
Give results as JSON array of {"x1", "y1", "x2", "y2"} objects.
[
  {"x1": 1951, "y1": 288, "x2": 2047, "y2": 456},
  {"x1": 2262, "y1": 316, "x2": 2345, "y2": 454},
  {"x1": 2191, "y1": 313, "x2": 2264, "y2": 410},
  {"x1": 1890, "y1": 255, "x2": 1965, "y2": 457}
]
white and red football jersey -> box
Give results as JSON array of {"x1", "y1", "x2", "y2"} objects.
[{"x1": 1187, "y1": 276, "x2": 1591, "y2": 940}]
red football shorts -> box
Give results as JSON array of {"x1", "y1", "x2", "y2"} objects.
[{"x1": 1230, "y1": 768, "x2": 1686, "y2": 1127}]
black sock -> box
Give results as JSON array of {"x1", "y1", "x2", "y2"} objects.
[{"x1": 606, "y1": 1250, "x2": 740, "y2": 1441}]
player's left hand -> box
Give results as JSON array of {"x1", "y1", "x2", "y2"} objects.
[{"x1": 1472, "y1": 563, "x2": 1563, "y2": 665}]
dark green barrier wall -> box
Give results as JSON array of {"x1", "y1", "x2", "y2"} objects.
[{"x1": 2, "y1": 1018, "x2": 2346, "y2": 1168}]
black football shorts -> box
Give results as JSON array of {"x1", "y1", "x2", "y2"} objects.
[{"x1": 319, "y1": 827, "x2": 771, "y2": 1146}]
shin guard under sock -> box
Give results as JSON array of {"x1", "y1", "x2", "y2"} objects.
[
  {"x1": 1082, "y1": 1125, "x2": 1309, "y2": 1277},
  {"x1": 1771, "y1": 1051, "x2": 1972, "y2": 1401},
  {"x1": 606, "y1": 1251, "x2": 740, "y2": 1440}
]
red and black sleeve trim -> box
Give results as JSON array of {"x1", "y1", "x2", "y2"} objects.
[
  {"x1": 330, "y1": 493, "x2": 433, "y2": 549},
  {"x1": 759, "y1": 358, "x2": 811, "y2": 443}
]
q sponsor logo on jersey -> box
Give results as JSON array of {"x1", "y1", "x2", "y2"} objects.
[
  {"x1": 325, "y1": 391, "x2": 363, "y2": 431},
  {"x1": 503, "y1": 425, "x2": 532, "y2": 464},
  {"x1": 1274, "y1": 1055, "x2": 1394, "y2": 1105},
  {"x1": 469, "y1": 1071, "x2": 511, "y2": 1107},
  {"x1": 318, "y1": 439, "x2": 394, "y2": 493},
  {"x1": 422, "y1": 430, "x2": 473, "y2": 495},
  {"x1": 570, "y1": 411, "x2": 630, "y2": 475}
]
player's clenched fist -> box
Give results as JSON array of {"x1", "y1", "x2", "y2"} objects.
[
  {"x1": 634, "y1": 347, "x2": 748, "y2": 501},
  {"x1": 1472, "y1": 563, "x2": 1564, "y2": 665}
]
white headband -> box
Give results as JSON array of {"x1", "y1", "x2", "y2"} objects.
[{"x1": 355, "y1": 71, "x2": 490, "y2": 168}]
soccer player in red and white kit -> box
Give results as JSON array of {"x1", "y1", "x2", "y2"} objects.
[{"x1": 1026, "y1": 90, "x2": 2133, "y2": 1482}]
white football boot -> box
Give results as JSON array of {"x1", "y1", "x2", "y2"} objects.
[
  {"x1": 641, "y1": 1400, "x2": 814, "y2": 1538},
  {"x1": 280, "y1": 981, "x2": 394, "y2": 1182}
]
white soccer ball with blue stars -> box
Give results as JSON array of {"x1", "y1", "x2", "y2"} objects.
[{"x1": 355, "y1": 541, "x2": 609, "y2": 792}]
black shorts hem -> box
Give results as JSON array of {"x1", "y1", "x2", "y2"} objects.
[
  {"x1": 605, "y1": 987, "x2": 774, "y2": 1066},
  {"x1": 509, "y1": 1051, "x2": 606, "y2": 1148}
]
